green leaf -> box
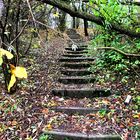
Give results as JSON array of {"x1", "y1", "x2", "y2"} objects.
[{"x1": 98, "y1": 109, "x2": 107, "y2": 117}]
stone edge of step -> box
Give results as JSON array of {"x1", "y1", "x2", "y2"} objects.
[
  {"x1": 42, "y1": 131, "x2": 122, "y2": 140},
  {"x1": 50, "y1": 106, "x2": 110, "y2": 115},
  {"x1": 51, "y1": 88, "x2": 112, "y2": 98}
]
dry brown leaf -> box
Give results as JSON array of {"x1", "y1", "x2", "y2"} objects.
[
  {"x1": 42, "y1": 108, "x2": 49, "y2": 114},
  {"x1": 11, "y1": 120, "x2": 18, "y2": 126}
]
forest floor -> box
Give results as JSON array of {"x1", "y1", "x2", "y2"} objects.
[{"x1": 0, "y1": 32, "x2": 140, "y2": 140}]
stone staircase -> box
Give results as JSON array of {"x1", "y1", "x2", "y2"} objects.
[{"x1": 43, "y1": 29, "x2": 122, "y2": 140}]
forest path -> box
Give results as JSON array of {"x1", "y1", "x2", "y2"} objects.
[
  {"x1": 43, "y1": 29, "x2": 122, "y2": 140},
  {"x1": 0, "y1": 29, "x2": 137, "y2": 140}
]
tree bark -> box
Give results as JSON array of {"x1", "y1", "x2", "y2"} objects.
[
  {"x1": 38, "y1": 0, "x2": 140, "y2": 38},
  {"x1": 73, "y1": 17, "x2": 76, "y2": 28},
  {"x1": 58, "y1": 10, "x2": 66, "y2": 32},
  {"x1": 84, "y1": 19, "x2": 88, "y2": 36}
]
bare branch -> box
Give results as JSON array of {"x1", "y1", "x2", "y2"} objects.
[
  {"x1": 10, "y1": 19, "x2": 29, "y2": 45},
  {"x1": 97, "y1": 47, "x2": 140, "y2": 58}
]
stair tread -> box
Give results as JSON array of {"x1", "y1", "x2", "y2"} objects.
[
  {"x1": 52, "y1": 88, "x2": 109, "y2": 91},
  {"x1": 52, "y1": 89, "x2": 111, "y2": 98},
  {"x1": 58, "y1": 76, "x2": 95, "y2": 84},
  {"x1": 50, "y1": 106, "x2": 109, "y2": 115},
  {"x1": 65, "y1": 47, "x2": 87, "y2": 49},
  {"x1": 62, "y1": 54, "x2": 84, "y2": 57},
  {"x1": 61, "y1": 62, "x2": 93, "y2": 64},
  {"x1": 59, "y1": 57, "x2": 95, "y2": 62},
  {"x1": 61, "y1": 62, "x2": 93, "y2": 69},
  {"x1": 59, "y1": 76, "x2": 93, "y2": 79},
  {"x1": 44, "y1": 131, "x2": 121, "y2": 140},
  {"x1": 60, "y1": 57, "x2": 94, "y2": 59},
  {"x1": 61, "y1": 68, "x2": 89, "y2": 71},
  {"x1": 65, "y1": 51, "x2": 88, "y2": 54}
]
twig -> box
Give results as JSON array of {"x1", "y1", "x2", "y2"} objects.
[
  {"x1": 26, "y1": 0, "x2": 77, "y2": 45},
  {"x1": 32, "y1": 19, "x2": 75, "y2": 44},
  {"x1": 97, "y1": 47, "x2": 140, "y2": 58},
  {"x1": 10, "y1": 19, "x2": 29, "y2": 45}
]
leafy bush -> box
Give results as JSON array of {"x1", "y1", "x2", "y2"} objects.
[{"x1": 89, "y1": 31, "x2": 140, "y2": 84}]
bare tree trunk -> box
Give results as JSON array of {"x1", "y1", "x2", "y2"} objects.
[
  {"x1": 84, "y1": 19, "x2": 88, "y2": 36},
  {"x1": 73, "y1": 17, "x2": 76, "y2": 28},
  {"x1": 58, "y1": 10, "x2": 66, "y2": 32}
]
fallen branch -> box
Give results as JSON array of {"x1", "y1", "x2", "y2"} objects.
[{"x1": 97, "y1": 47, "x2": 140, "y2": 58}]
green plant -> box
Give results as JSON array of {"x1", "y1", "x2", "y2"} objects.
[
  {"x1": 98, "y1": 109, "x2": 107, "y2": 117},
  {"x1": 130, "y1": 125, "x2": 140, "y2": 140},
  {"x1": 39, "y1": 134, "x2": 53, "y2": 140},
  {"x1": 133, "y1": 96, "x2": 140, "y2": 105},
  {"x1": 39, "y1": 134, "x2": 49, "y2": 140}
]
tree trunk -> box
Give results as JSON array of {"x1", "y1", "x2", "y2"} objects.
[
  {"x1": 58, "y1": 10, "x2": 66, "y2": 32},
  {"x1": 76, "y1": 17, "x2": 80, "y2": 28},
  {"x1": 84, "y1": 19, "x2": 88, "y2": 36},
  {"x1": 73, "y1": 16, "x2": 76, "y2": 28}
]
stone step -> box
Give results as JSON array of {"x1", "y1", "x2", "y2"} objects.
[
  {"x1": 58, "y1": 76, "x2": 95, "y2": 84},
  {"x1": 43, "y1": 131, "x2": 121, "y2": 140},
  {"x1": 50, "y1": 107, "x2": 109, "y2": 115},
  {"x1": 69, "y1": 42, "x2": 88, "y2": 47},
  {"x1": 59, "y1": 57, "x2": 95, "y2": 62},
  {"x1": 52, "y1": 89, "x2": 111, "y2": 98},
  {"x1": 65, "y1": 50, "x2": 88, "y2": 54},
  {"x1": 72, "y1": 38, "x2": 83, "y2": 43},
  {"x1": 65, "y1": 47, "x2": 87, "y2": 51},
  {"x1": 66, "y1": 29, "x2": 77, "y2": 34},
  {"x1": 69, "y1": 44, "x2": 88, "y2": 48},
  {"x1": 68, "y1": 34, "x2": 81, "y2": 39},
  {"x1": 62, "y1": 54, "x2": 84, "y2": 57},
  {"x1": 61, "y1": 62, "x2": 92, "y2": 69},
  {"x1": 61, "y1": 69, "x2": 92, "y2": 76}
]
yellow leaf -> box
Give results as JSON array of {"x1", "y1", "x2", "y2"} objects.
[
  {"x1": 46, "y1": 124, "x2": 52, "y2": 130},
  {"x1": 133, "y1": 113, "x2": 140, "y2": 119},
  {"x1": 53, "y1": 12, "x2": 59, "y2": 17},
  {"x1": 8, "y1": 74, "x2": 16, "y2": 92},
  {"x1": 0, "y1": 48, "x2": 13, "y2": 59},
  {"x1": 0, "y1": 57, "x2": 3, "y2": 65},
  {"x1": 12, "y1": 67, "x2": 27, "y2": 78}
]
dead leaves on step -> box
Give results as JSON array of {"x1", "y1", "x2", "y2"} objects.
[{"x1": 43, "y1": 94, "x2": 140, "y2": 139}]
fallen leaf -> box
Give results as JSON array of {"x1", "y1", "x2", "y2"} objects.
[
  {"x1": 11, "y1": 120, "x2": 18, "y2": 126},
  {"x1": 46, "y1": 124, "x2": 52, "y2": 130},
  {"x1": 42, "y1": 108, "x2": 49, "y2": 114},
  {"x1": 8, "y1": 74, "x2": 16, "y2": 92},
  {"x1": 102, "y1": 99, "x2": 110, "y2": 105},
  {"x1": 12, "y1": 66, "x2": 27, "y2": 78},
  {"x1": 87, "y1": 113, "x2": 96, "y2": 117},
  {"x1": 133, "y1": 113, "x2": 140, "y2": 119}
]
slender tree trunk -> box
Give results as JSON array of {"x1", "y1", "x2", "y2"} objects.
[
  {"x1": 15, "y1": 0, "x2": 21, "y2": 63},
  {"x1": 73, "y1": 16, "x2": 76, "y2": 28},
  {"x1": 76, "y1": 17, "x2": 80, "y2": 28},
  {"x1": 58, "y1": 10, "x2": 66, "y2": 32},
  {"x1": 84, "y1": 19, "x2": 88, "y2": 36},
  {"x1": 1, "y1": 0, "x2": 11, "y2": 46}
]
